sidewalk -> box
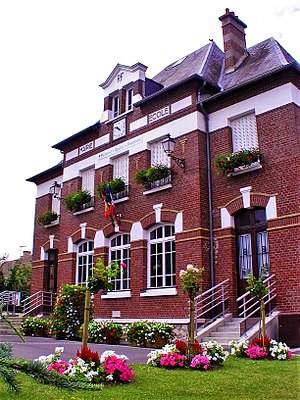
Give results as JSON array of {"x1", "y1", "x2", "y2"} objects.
[{"x1": 0, "y1": 335, "x2": 151, "y2": 364}]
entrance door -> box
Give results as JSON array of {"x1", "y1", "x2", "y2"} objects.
[
  {"x1": 235, "y1": 207, "x2": 270, "y2": 296},
  {"x1": 46, "y1": 249, "x2": 58, "y2": 293}
]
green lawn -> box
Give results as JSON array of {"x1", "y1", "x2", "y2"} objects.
[{"x1": 1, "y1": 357, "x2": 299, "y2": 400}]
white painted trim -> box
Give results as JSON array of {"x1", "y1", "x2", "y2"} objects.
[
  {"x1": 94, "y1": 230, "x2": 109, "y2": 248},
  {"x1": 73, "y1": 207, "x2": 94, "y2": 215},
  {"x1": 94, "y1": 317, "x2": 190, "y2": 324},
  {"x1": 131, "y1": 222, "x2": 146, "y2": 241},
  {"x1": 95, "y1": 134, "x2": 109, "y2": 148},
  {"x1": 153, "y1": 203, "x2": 163, "y2": 223},
  {"x1": 80, "y1": 223, "x2": 87, "y2": 239},
  {"x1": 36, "y1": 176, "x2": 63, "y2": 198},
  {"x1": 68, "y1": 237, "x2": 75, "y2": 253},
  {"x1": 175, "y1": 211, "x2": 183, "y2": 233},
  {"x1": 171, "y1": 96, "x2": 192, "y2": 114},
  {"x1": 140, "y1": 287, "x2": 177, "y2": 297},
  {"x1": 220, "y1": 207, "x2": 234, "y2": 228},
  {"x1": 101, "y1": 290, "x2": 131, "y2": 299},
  {"x1": 40, "y1": 246, "x2": 46, "y2": 261},
  {"x1": 66, "y1": 149, "x2": 78, "y2": 161},
  {"x1": 209, "y1": 83, "x2": 300, "y2": 132},
  {"x1": 266, "y1": 196, "x2": 277, "y2": 220},
  {"x1": 130, "y1": 116, "x2": 148, "y2": 132},
  {"x1": 143, "y1": 184, "x2": 172, "y2": 195},
  {"x1": 240, "y1": 186, "x2": 252, "y2": 208},
  {"x1": 49, "y1": 235, "x2": 54, "y2": 249}
]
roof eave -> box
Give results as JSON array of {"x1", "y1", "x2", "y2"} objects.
[{"x1": 52, "y1": 121, "x2": 100, "y2": 151}]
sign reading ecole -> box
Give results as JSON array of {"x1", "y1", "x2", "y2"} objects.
[{"x1": 148, "y1": 106, "x2": 170, "y2": 124}]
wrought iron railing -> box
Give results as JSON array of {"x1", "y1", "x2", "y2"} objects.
[
  {"x1": 194, "y1": 279, "x2": 230, "y2": 335},
  {"x1": 113, "y1": 185, "x2": 130, "y2": 201},
  {"x1": 22, "y1": 291, "x2": 57, "y2": 316},
  {"x1": 74, "y1": 196, "x2": 95, "y2": 212},
  {"x1": 237, "y1": 274, "x2": 277, "y2": 336},
  {"x1": 0, "y1": 291, "x2": 19, "y2": 314},
  {"x1": 144, "y1": 174, "x2": 172, "y2": 191}
]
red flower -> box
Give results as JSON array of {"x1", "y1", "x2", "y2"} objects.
[
  {"x1": 251, "y1": 336, "x2": 271, "y2": 348},
  {"x1": 120, "y1": 262, "x2": 127, "y2": 268},
  {"x1": 76, "y1": 346, "x2": 100, "y2": 365},
  {"x1": 175, "y1": 340, "x2": 188, "y2": 355}
]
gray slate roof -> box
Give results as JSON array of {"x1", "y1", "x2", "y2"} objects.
[{"x1": 150, "y1": 37, "x2": 299, "y2": 99}]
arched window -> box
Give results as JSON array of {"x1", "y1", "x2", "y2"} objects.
[
  {"x1": 148, "y1": 225, "x2": 175, "y2": 288},
  {"x1": 235, "y1": 208, "x2": 270, "y2": 294},
  {"x1": 77, "y1": 240, "x2": 94, "y2": 285},
  {"x1": 110, "y1": 233, "x2": 130, "y2": 290}
]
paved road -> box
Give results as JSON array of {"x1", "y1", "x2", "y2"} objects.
[{"x1": 0, "y1": 335, "x2": 152, "y2": 364}]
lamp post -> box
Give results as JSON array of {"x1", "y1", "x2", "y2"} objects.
[
  {"x1": 49, "y1": 181, "x2": 64, "y2": 202},
  {"x1": 162, "y1": 134, "x2": 186, "y2": 172}
]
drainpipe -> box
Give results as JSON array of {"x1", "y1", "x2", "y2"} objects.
[{"x1": 197, "y1": 80, "x2": 215, "y2": 288}]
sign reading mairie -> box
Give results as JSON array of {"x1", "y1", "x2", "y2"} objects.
[
  {"x1": 148, "y1": 106, "x2": 170, "y2": 124},
  {"x1": 79, "y1": 141, "x2": 94, "y2": 155}
]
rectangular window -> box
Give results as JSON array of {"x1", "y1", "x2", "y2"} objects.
[
  {"x1": 150, "y1": 140, "x2": 170, "y2": 166},
  {"x1": 257, "y1": 230, "x2": 270, "y2": 277},
  {"x1": 126, "y1": 89, "x2": 133, "y2": 111},
  {"x1": 238, "y1": 233, "x2": 253, "y2": 279},
  {"x1": 113, "y1": 153, "x2": 129, "y2": 184},
  {"x1": 231, "y1": 113, "x2": 258, "y2": 152},
  {"x1": 112, "y1": 96, "x2": 119, "y2": 118},
  {"x1": 81, "y1": 167, "x2": 95, "y2": 196}
]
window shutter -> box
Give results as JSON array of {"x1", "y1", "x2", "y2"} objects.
[
  {"x1": 231, "y1": 113, "x2": 258, "y2": 152},
  {"x1": 113, "y1": 154, "x2": 129, "y2": 183},
  {"x1": 81, "y1": 168, "x2": 95, "y2": 195},
  {"x1": 150, "y1": 141, "x2": 169, "y2": 166}
]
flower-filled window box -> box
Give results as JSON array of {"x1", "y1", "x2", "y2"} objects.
[
  {"x1": 97, "y1": 177, "x2": 128, "y2": 201},
  {"x1": 64, "y1": 190, "x2": 93, "y2": 213},
  {"x1": 134, "y1": 164, "x2": 172, "y2": 191},
  {"x1": 37, "y1": 210, "x2": 59, "y2": 226},
  {"x1": 215, "y1": 148, "x2": 262, "y2": 176}
]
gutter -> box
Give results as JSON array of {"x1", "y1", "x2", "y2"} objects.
[{"x1": 197, "y1": 80, "x2": 215, "y2": 288}]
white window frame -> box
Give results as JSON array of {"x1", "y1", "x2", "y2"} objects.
[
  {"x1": 231, "y1": 112, "x2": 259, "y2": 152},
  {"x1": 150, "y1": 140, "x2": 170, "y2": 167},
  {"x1": 112, "y1": 153, "x2": 129, "y2": 184},
  {"x1": 109, "y1": 233, "x2": 130, "y2": 291},
  {"x1": 148, "y1": 224, "x2": 175, "y2": 288},
  {"x1": 81, "y1": 166, "x2": 95, "y2": 196},
  {"x1": 126, "y1": 88, "x2": 133, "y2": 111},
  {"x1": 112, "y1": 95, "x2": 119, "y2": 118},
  {"x1": 76, "y1": 240, "x2": 94, "y2": 285}
]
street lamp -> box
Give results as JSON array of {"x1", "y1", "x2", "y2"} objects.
[{"x1": 162, "y1": 134, "x2": 186, "y2": 172}]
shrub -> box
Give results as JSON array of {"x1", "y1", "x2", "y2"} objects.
[
  {"x1": 21, "y1": 317, "x2": 50, "y2": 337},
  {"x1": 0, "y1": 342, "x2": 13, "y2": 358},
  {"x1": 126, "y1": 321, "x2": 174, "y2": 346},
  {"x1": 215, "y1": 148, "x2": 261, "y2": 175},
  {"x1": 49, "y1": 285, "x2": 88, "y2": 340},
  {"x1": 37, "y1": 210, "x2": 58, "y2": 225},
  {"x1": 88, "y1": 320, "x2": 123, "y2": 344},
  {"x1": 64, "y1": 190, "x2": 91, "y2": 212},
  {"x1": 134, "y1": 164, "x2": 172, "y2": 185},
  {"x1": 230, "y1": 337, "x2": 292, "y2": 360},
  {"x1": 98, "y1": 177, "x2": 125, "y2": 194}
]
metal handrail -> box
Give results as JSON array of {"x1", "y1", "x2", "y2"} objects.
[
  {"x1": 237, "y1": 274, "x2": 277, "y2": 335},
  {"x1": 0, "y1": 290, "x2": 19, "y2": 314},
  {"x1": 194, "y1": 279, "x2": 230, "y2": 334},
  {"x1": 22, "y1": 291, "x2": 56, "y2": 316}
]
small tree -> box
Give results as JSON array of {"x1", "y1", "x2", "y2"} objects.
[
  {"x1": 5, "y1": 262, "x2": 31, "y2": 293},
  {"x1": 246, "y1": 273, "x2": 268, "y2": 345},
  {"x1": 179, "y1": 264, "x2": 204, "y2": 356}
]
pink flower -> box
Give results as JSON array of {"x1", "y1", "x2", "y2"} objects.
[
  {"x1": 120, "y1": 263, "x2": 127, "y2": 268},
  {"x1": 190, "y1": 355, "x2": 210, "y2": 370},
  {"x1": 47, "y1": 360, "x2": 70, "y2": 374},
  {"x1": 245, "y1": 345, "x2": 268, "y2": 359}
]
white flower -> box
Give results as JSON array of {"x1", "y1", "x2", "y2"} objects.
[
  {"x1": 179, "y1": 270, "x2": 186, "y2": 277},
  {"x1": 186, "y1": 264, "x2": 194, "y2": 271}
]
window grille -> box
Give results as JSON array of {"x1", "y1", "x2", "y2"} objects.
[
  {"x1": 238, "y1": 233, "x2": 253, "y2": 279},
  {"x1": 231, "y1": 113, "x2": 258, "y2": 152},
  {"x1": 81, "y1": 167, "x2": 95, "y2": 195},
  {"x1": 113, "y1": 154, "x2": 129, "y2": 183},
  {"x1": 110, "y1": 233, "x2": 130, "y2": 290},
  {"x1": 150, "y1": 141, "x2": 170, "y2": 166},
  {"x1": 77, "y1": 241, "x2": 94, "y2": 285}
]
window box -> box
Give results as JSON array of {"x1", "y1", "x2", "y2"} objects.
[
  {"x1": 37, "y1": 210, "x2": 59, "y2": 226},
  {"x1": 65, "y1": 190, "x2": 94, "y2": 213},
  {"x1": 215, "y1": 148, "x2": 262, "y2": 176},
  {"x1": 135, "y1": 164, "x2": 172, "y2": 192}
]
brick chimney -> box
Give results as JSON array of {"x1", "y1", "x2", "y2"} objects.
[{"x1": 219, "y1": 8, "x2": 248, "y2": 73}]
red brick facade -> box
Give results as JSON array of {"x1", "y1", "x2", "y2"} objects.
[{"x1": 27, "y1": 10, "x2": 300, "y2": 334}]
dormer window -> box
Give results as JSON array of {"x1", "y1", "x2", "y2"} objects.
[
  {"x1": 126, "y1": 89, "x2": 133, "y2": 111},
  {"x1": 113, "y1": 95, "x2": 119, "y2": 118}
]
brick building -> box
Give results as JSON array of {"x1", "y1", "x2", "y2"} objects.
[{"x1": 27, "y1": 9, "x2": 300, "y2": 342}]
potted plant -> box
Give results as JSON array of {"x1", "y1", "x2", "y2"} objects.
[
  {"x1": 215, "y1": 148, "x2": 261, "y2": 175},
  {"x1": 134, "y1": 164, "x2": 172, "y2": 186},
  {"x1": 97, "y1": 177, "x2": 125, "y2": 195},
  {"x1": 37, "y1": 210, "x2": 58, "y2": 226},
  {"x1": 125, "y1": 321, "x2": 174, "y2": 348},
  {"x1": 64, "y1": 190, "x2": 92, "y2": 212}
]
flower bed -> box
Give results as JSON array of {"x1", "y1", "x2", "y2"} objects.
[
  {"x1": 147, "y1": 340, "x2": 228, "y2": 371},
  {"x1": 35, "y1": 346, "x2": 134, "y2": 384},
  {"x1": 215, "y1": 148, "x2": 261, "y2": 175},
  {"x1": 230, "y1": 336, "x2": 292, "y2": 360},
  {"x1": 126, "y1": 321, "x2": 174, "y2": 347},
  {"x1": 21, "y1": 316, "x2": 51, "y2": 337},
  {"x1": 88, "y1": 320, "x2": 123, "y2": 344}
]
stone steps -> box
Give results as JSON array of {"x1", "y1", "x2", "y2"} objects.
[
  {"x1": 0, "y1": 315, "x2": 23, "y2": 335},
  {"x1": 198, "y1": 317, "x2": 242, "y2": 349}
]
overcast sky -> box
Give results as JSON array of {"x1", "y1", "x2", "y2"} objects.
[{"x1": 0, "y1": 0, "x2": 299, "y2": 261}]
